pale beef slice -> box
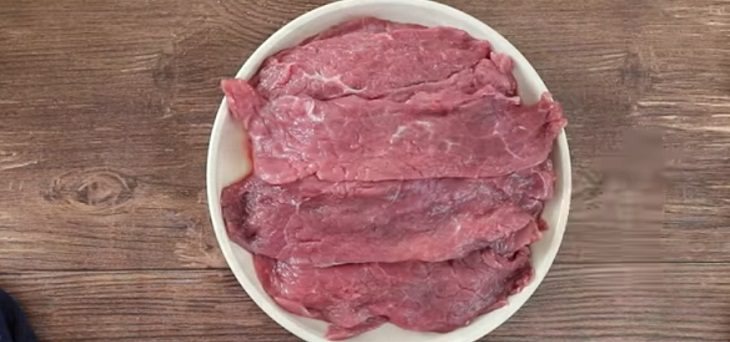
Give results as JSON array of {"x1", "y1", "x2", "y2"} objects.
[{"x1": 220, "y1": 17, "x2": 566, "y2": 340}]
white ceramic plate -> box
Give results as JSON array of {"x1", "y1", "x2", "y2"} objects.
[{"x1": 206, "y1": 0, "x2": 572, "y2": 341}]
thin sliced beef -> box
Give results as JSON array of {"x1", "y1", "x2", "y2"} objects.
[
  {"x1": 253, "y1": 22, "x2": 491, "y2": 101},
  {"x1": 224, "y1": 77, "x2": 563, "y2": 184},
  {"x1": 255, "y1": 248, "x2": 533, "y2": 340},
  {"x1": 221, "y1": 162, "x2": 552, "y2": 266},
  {"x1": 219, "y1": 16, "x2": 550, "y2": 185}
]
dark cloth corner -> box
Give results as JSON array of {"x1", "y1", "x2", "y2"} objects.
[{"x1": 0, "y1": 289, "x2": 37, "y2": 342}]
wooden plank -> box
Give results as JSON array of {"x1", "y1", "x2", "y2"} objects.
[
  {"x1": 490, "y1": 263, "x2": 730, "y2": 342},
  {"x1": 0, "y1": 0, "x2": 728, "y2": 272},
  {"x1": 0, "y1": 270, "x2": 287, "y2": 342},
  {"x1": 0, "y1": 0, "x2": 242, "y2": 271},
  {"x1": 0, "y1": 263, "x2": 727, "y2": 341}
]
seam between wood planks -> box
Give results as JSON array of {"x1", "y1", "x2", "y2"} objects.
[{"x1": 2, "y1": 260, "x2": 730, "y2": 275}]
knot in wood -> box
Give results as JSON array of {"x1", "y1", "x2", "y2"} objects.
[{"x1": 46, "y1": 169, "x2": 137, "y2": 211}]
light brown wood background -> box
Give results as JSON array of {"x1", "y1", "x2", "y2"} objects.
[{"x1": 1, "y1": 0, "x2": 728, "y2": 341}]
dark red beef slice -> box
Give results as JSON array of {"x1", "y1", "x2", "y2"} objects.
[
  {"x1": 254, "y1": 248, "x2": 533, "y2": 340},
  {"x1": 221, "y1": 162, "x2": 552, "y2": 266}
]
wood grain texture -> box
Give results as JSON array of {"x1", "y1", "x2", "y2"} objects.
[
  {"x1": 1, "y1": 264, "x2": 728, "y2": 341},
  {"x1": 0, "y1": 0, "x2": 728, "y2": 340}
]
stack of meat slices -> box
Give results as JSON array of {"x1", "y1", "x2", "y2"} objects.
[{"x1": 221, "y1": 18, "x2": 566, "y2": 340}]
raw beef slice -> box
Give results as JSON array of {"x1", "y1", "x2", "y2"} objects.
[
  {"x1": 222, "y1": 162, "x2": 553, "y2": 266},
  {"x1": 222, "y1": 17, "x2": 565, "y2": 185},
  {"x1": 253, "y1": 18, "x2": 491, "y2": 100},
  {"x1": 255, "y1": 248, "x2": 533, "y2": 340},
  {"x1": 225, "y1": 79, "x2": 562, "y2": 184},
  {"x1": 220, "y1": 17, "x2": 566, "y2": 340}
]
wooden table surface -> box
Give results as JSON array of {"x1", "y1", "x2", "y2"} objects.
[{"x1": 1, "y1": 0, "x2": 728, "y2": 341}]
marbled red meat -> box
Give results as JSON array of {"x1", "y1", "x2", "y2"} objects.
[
  {"x1": 220, "y1": 17, "x2": 565, "y2": 339},
  {"x1": 222, "y1": 162, "x2": 552, "y2": 266},
  {"x1": 255, "y1": 248, "x2": 533, "y2": 340},
  {"x1": 224, "y1": 78, "x2": 561, "y2": 185},
  {"x1": 253, "y1": 18, "x2": 491, "y2": 101}
]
